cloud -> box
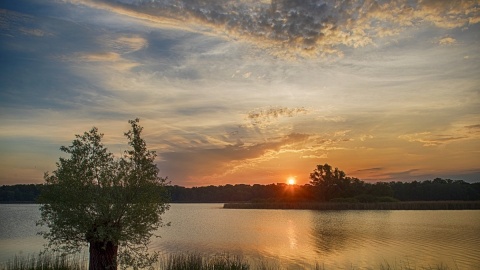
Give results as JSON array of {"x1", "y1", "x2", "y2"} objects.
[
  {"x1": 18, "y1": 27, "x2": 48, "y2": 37},
  {"x1": 438, "y1": 36, "x2": 456, "y2": 46},
  {"x1": 357, "y1": 167, "x2": 383, "y2": 172},
  {"x1": 76, "y1": 52, "x2": 121, "y2": 61},
  {"x1": 0, "y1": 9, "x2": 52, "y2": 37},
  {"x1": 399, "y1": 132, "x2": 467, "y2": 146},
  {"x1": 413, "y1": 0, "x2": 479, "y2": 29},
  {"x1": 158, "y1": 132, "x2": 310, "y2": 185},
  {"x1": 66, "y1": 51, "x2": 141, "y2": 72},
  {"x1": 62, "y1": 34, "x2": 148, "y2": 71},
  {"x1": 61, "y1": 0, "x2": 480, "y2": 57},
  {"x1": 464, "y1": 124, "x2": 480, "y2": 135},
  {"x1": 301, "y1": 153, "x2": 328, "y2": 159},
  {"x1": 465, "y1": 124, "x2": 480, "y2": 130},
  {"x1": 100, "y1": 34, "x2": 148, "y2": 53},
  {"x1": 378, "y1": 169, "x2": 420, "y2": 180},
  {"x1": 246, "y1": 106, "x2": 309, "y2": 127},
  {"x1": 359, "y1": 134, "x2": 374, "y2": 142}
]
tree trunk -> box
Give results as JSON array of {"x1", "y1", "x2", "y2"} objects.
[{"x1": 89, "y1": 241, "x2": 118, "y2": 270}]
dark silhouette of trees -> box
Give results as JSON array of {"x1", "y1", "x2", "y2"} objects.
[
  {"x1": 166, "y1": 183, "x2": 313, "y2": 203},
  {"x1": 3, "y1": 178, "x2": 480, "y2": 204},
  {"x1": 309, "y1": 163, "x2": 370, "y2": 201},
  {"x1": 2, "y1": 165, "x2": 479, "y2": 206},
  {"x1": 36, "y1": 119, "x2": 169, "y2": 270},
  {"x1": 310, "y1": 163, "x2": 344, "y2": 201},
  {"x1": 389, "y1": 178, "x2": 479, "y2": 201},
  {"x1": 307, "y1": 163, "x2": 478, "y2": 202},
  {"x1": 0, "y1": 184, "x2": 42, "y2": 202}
]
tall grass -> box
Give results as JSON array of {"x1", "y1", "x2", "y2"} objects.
[
  {"x1": 159, "y1": 253, "x2": 249, "y2": 270},
  {"x1": 1, "y1": 252, "x2": 455, "y2": 270},
  {"x1": 0, "y1": 253, "x2": 86, "y2": 270},
  {"x1": 380, "y1": 261, "x2": 454, "y2": 270}
]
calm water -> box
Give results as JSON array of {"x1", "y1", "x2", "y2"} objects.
[{"x1": 1, "y1": 204, "x2": 479, "y2": 269}]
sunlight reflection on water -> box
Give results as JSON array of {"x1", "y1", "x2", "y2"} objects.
[
  {"x1": 1, "y1": 204, "x2": 479, "y2": 269},
  {"x1": 153, "y1": 204, "x2": 480, "y2": 269}
]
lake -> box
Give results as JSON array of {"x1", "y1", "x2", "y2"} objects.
[{"x1": 1, "y1": 204, "x2": 479, "y2": 269}]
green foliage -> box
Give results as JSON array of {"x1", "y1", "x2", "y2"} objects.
[
  {"x1": 36, "y1": 119, "x2": 169, "y2": 269},
  {"x1": 309, "y1": 164, "x2": 362, "y2": 201}
]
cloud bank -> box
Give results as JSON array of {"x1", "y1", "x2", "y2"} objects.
[{"x1": 67, "y1": 0, "x2": 480, "y2": 57}]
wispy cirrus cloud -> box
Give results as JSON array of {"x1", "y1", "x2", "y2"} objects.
[
  {"x1": 0, "y1": 9, "x2": 50, "y2": 37},
  {"x1": 378, "y1": 169, "x2": 421, "y2": 181},
  {"x1": 399, "y1": 132, "x2": 467, "y2": 146},
  {"x1": 465, "y1": 124, "x2": 480, "y2": 131},
  {"x1": 357, "y1": 167, "x2": 383, "y2": 172}
]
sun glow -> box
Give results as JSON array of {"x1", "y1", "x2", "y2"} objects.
[{"x1": 287, "y1": 177, "x2": 296, "y2": 185}]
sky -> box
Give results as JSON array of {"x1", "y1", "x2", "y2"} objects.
[{"x1": 0, "y1": 0, "x2": 479, "y2": 187}]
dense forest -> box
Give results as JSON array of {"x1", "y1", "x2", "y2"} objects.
[{"x1": 2, "y1": 178, "x2": 480, "y2": 203}]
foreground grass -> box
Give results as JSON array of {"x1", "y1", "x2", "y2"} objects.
[
  {"x1": 158, "y1": 254, "x2": 250, "y2": 270},
  {"x1": 0, "y1": 252, "x2": 457, "y2": 270},
  {"x1": 0, "y1": 253, "x2": 86, "y2": 270}
]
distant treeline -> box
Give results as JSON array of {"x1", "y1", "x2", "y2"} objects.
[
  {"x1": 0, "y1": 184, "x2": 42, "y2": 203},
  {"x1": 168, "y1": 179, "x2": 480, "y2": 203},
  {"x1": 1, "y1": 179, "x2": 480, "y2": 203}
]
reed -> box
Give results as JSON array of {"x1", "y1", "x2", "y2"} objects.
[
  {"x1": 0, "y1": 253, "x2": 86, "y2": 270},
  {"x1": 1, "y1": 252, "x2": 456, "y2": 270},
  {"x1": 380, "y1": 262, "x2": 453, "y2": 270},
  {"x1": 1, "y1": 253, "x2": 251, "y2": 270},
  {"x1": 159, "y1": 253, "x2": 249, "y2": 270}
]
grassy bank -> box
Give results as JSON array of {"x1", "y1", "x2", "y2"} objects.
[
  {"x1": 223, "y1": 201, "x2": 480, "y2": 210},
  {"x1": 0, "y1": 252, "x2": 457, "y2": 270}
]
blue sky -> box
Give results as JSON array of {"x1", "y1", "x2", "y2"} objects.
[{"x1": 1, "y1": 0, "x2": 479, "y2": 186}]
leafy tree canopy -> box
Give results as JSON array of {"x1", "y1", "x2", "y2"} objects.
[{"x1": 37, "y1": 119, "x2": 169, "y2": 270}]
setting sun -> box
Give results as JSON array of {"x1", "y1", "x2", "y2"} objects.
[{"x1": 287, "y1": 178, "x2": 296, "y2": 185}]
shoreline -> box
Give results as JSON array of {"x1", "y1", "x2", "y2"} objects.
[
  {"x1": 3, "y1": 201, "x2": 480, "y2": 210},
  {"x1": 223, "y1": 201, "x2": 480, "y2": 210}
]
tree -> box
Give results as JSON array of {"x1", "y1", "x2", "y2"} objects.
[
  {"x1": 37, "y1": 119, "x2": 169, "y2": 270},
  {"x1": 309, "y1": 163, "x2": 352, "y2": 201}
]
